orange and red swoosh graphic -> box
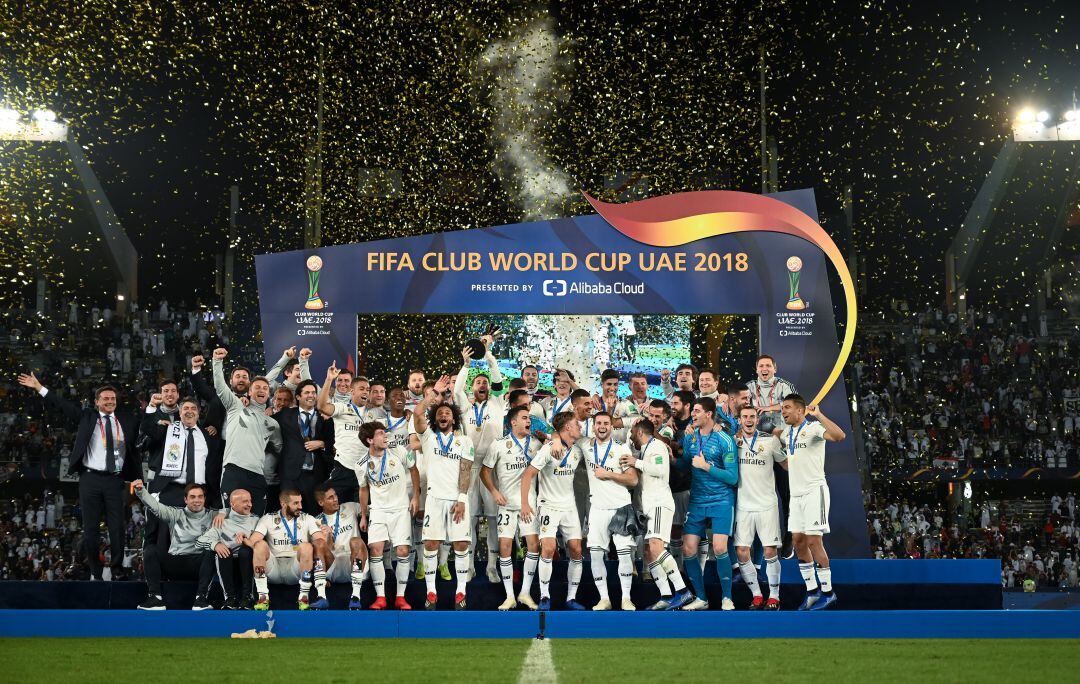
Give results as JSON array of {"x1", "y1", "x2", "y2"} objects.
[{"x1": 583, "y1": 190, "x2": 856, "y2": 407}]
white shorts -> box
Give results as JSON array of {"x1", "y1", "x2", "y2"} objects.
[
  {"x1": 673, "y1": 491, "x2": 690, "y2": 530},
  {"x1": 422, "y1": 495, "x2": 471, "y2": 542},
  {"x1": 734, "y1": 506, "x2": 782, "y2": 548},
  {"x1": 326, "y1": 549, "x2": 353, "y2": 583},
  {"x1": 369, "y1": 507, "x2": 413, "y2": 548},
  {"x1": 266, "y1": 555, "x2": 301, "y2": 585},
  {"x1": 586, "y1": 507, "x2": 635, "y2": 550},
  {"x1": 537, "y1": 505, "x2": 581, "y2": 541},
  {"x1": 496, "y1": 506, "x2": 539, "y2": 539},
  {"x1": 641, "y1": 504, "x2": 675, "y2": 542},
  {"x1": 789, "y1": 484, "x2": 831, "y2": 536}
]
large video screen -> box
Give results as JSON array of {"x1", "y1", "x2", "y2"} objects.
[{"x1": 463, "y1": 314, "x2": 691, "y2": 399}]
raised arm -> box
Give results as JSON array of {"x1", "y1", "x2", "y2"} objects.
[
  {"x1": 211, "y1": 348, "x2": 239, "y2": 412},
  {"x1": 133, "y1": 480, "x2": 183, "y2": 524},
  {"x1": 265, "y1": 346, "x2": 294, "y2": 383},
  {"x1": 413, "y1": 375, "x2": 449, "y2": 435},
  {"x1": 807, "y1": 405, "x2": 845, "y2": 442},
  {"x1": 19, "y1": 372, "x2": 81, "y2": 425},
  {"x1": 317, "y1": 362, "x2": 340, "y2": 418},
  {"x1": 298, "y1": 347, "x2": 313, "y2": 381},
  {"x1": 453, "y1": 347, "x2": 472, "y2": 411},
  {"x1": 188, "y1": 355, "x2": 215, "y2": 403}
]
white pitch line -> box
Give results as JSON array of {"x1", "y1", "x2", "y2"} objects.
[{"x1": 518, "y1": 637, "x2": 557, "y2": 684}]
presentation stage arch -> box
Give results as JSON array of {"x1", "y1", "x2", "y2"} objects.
[{"x1": 255, "y1": 187, "x2": 869, "y2": 557}]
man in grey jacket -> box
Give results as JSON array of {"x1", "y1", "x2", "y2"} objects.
[
  {"x1": 264, "y1": 345, "x2": 312, "y2": 393},
  {"x1": 213, "y1": 347, "x2": 282, "y2": 516},
  {"x1": 193, "y1": 488, "x2": 260, "y2": 609},
  {"x1": 134, "y1": 479, "x2": 216, "y2": 610}
]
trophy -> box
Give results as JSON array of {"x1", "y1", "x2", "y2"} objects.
[
  {"x1": 305, "y1": 255, "x2": 324, "y2": 310},
  {"x1": 785, "y1": 256, "x2": 806, "y2": 311},
  {"x1": 465, "y1": 323, "x2": 503, "y2": 359}
]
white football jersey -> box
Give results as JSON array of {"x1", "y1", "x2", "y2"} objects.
[
  {"x1": 483, "y1": 432, "x2": 541, "y2": 510},
  {"x1": 736, "y1": 431, "x2": 786, "y2": 512},
  {"x1": 362, "y1": 446, "x2": 415, "y2": 511},
  {"x1": 636, "y1": 436, "x2": 675, "y2": 510},
  {"x1": 318, "y1": 502, "x2": 362, "y2": 550},
  {"x1": 583, "y1": 438, "x2": 633, "y2": 509},
  {"x1": 544, "y1": 394, "x2": 575, "y2": 419},
  {"x1": 530, "y1": 442, "x2": 582, "y2": 511},
  {"x1": 782, "y1": 420, "x2": 828, "y2": 496},
  {"x1": 419, "y1": 429, "x2": 475, "y2": 501},
  {"x1": 255, "y1": 511, "x2": 321, "y2": 558},
  {"x1": 329, "y1": 402, "x2": 365, "y2": 468},
  {"x1": 459, "y1": 395, "x2": 506, "y2": 458}
]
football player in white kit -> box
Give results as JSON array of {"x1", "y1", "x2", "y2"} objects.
[
  {"x1": 520, "y1": 412, "x2": 586, "y2": 611},
  {"x1": 542, "y1": 369, "x2": 578, "y2": 420},
  {"x1": 481, "y1": 405, "x2": 542, "y2": 610},
  {"x1": 734, "y1": 406, "x2": 787, "y2": 610},
  {"x1": 453, "y1": 339, "x2": 506, "y2": 584},
  {"x1": 414, "y1": 376, "x2": 475, "y2": 610},
  {"x1": 773, "y1": 394, "x2": 846, "y2": 611},
  {"x1": 624, "y1": 419, "x2": 693, "y2": 610},
  {"x1": 317, "y1": 362, "x2": 367, "y2": 503},
  {"x1": 249, "y1": 489, "x2": 328, "y2": 610},
  {"x1": 598, "y1": 369, "x2": 639, "y2": 444},
  {"x1": 314, "y1": 485, "x2": 368, "y2": 610},
  {"x1": 358, "y1": 421, "x2": 421, "y2": 610},
  {"x1": 579, "y1": 412, "x2": 639, "y2": 611}
]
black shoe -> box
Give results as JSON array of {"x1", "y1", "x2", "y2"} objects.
[
  {"x1": 224, "y1": 597, "x2": 241, "y2": 610},
  {"x1": 240, "y1": 597, "x2": 255, "y2": 611},
  {"x1": 191, "y1": 595, "x2": 212, "y2": 611},
  {"x1": 138, "y1": 595, "x2": 166, "y2": 611}
]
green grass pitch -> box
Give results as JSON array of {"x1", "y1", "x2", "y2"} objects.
[{"x1": 0, "y1": 638, "x2": 1075, "y2": 682}]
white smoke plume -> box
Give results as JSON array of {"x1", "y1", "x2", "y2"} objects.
[
  {"x1": 480, "y1": 11, "x2": 573, "y2": 221},
  {"x1": 481, "y1": 13, "x2": 602, "y2": 390}
]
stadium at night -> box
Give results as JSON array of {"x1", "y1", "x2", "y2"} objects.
[{"x1": 0, "y1": 2, "x2": 1077, "y2": 681}]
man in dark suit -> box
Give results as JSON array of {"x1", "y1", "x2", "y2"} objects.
[
  {"x1": 139, "y1": 394, "x2": 218, "y2": 565},
  {"x1": 18, "y1": 371, "x2": 142, "y2": 580},
  {"x1": 273, "y1": 379, "x2": 334, "y2": 513}
]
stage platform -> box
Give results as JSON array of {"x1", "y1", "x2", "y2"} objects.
[
  {"x1": 0, "y1": 609, "x2": 1076, "y2": 639},
  {"x1": 0, "y1": 559, "x2": 1003, "y2": 611}
]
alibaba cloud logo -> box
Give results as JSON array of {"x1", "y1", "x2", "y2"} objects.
[{"x1": 543, "y1": 279, "x2": 567, "y2": 297}]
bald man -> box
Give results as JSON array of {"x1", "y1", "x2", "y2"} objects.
[{"x1": 193, "y1": 488, "x2": 260, "y2": 609}]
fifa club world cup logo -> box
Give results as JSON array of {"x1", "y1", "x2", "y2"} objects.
[
  {"x1": 785, "y1": 256, "x2": 806, "y2": 310},
  {"x1": 305, "y1": 255, "x2": 324, "y2": 310}
]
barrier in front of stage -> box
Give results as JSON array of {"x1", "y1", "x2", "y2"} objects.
[
  {"x1": 0, "y1": 609, "x2": 1077, "y2": 639},
  {"x1": 0, "y1": 559, "x2": 1002, "y2": 612}
]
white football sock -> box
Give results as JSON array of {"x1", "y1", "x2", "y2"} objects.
[
  {"x1": 650, "y1": 560, "x2": 671, "y2": 597},
  {"x1": 454, "y1": 549, "x2": 471, "y2": 594},
  {"x1": 617, "y1": 548, "x2": 633, "y2": 598},
  {"x1": 567, "y1": 557, "x2": 583, "y2": 600},
  {"x1": 590, "y1": 548, "x2": 609, "y2": 600},
  {"x1": 370, "y1": 555, "x2": 386, "y2": 597},
  {"x1": 817, "y1": 564, "x2": 833, "y2": 592},
  {"x1": 659, "y1": 551, "x2": 686, "y2": 591},
  {"x1": 499, "y1": 556, "x2": 514, "y2": 597},
  {"x1": 521, "y1": 551, "x2": 539, "y2": 595},
  {"x1": 739, "y1": 560, "x2": 762, "y2": 598},
  {"x1": 423, "y1": 548, "x2": 438, "y2": 594},
  {"x1": 765, "y1": 555, "x2": 781, "y2": 599},
  {"x1": 394, "y1": 553, "x2": 412, "y2": 592},
  {"x1": 539, "y1": 556, "x2": 553, "y2": 599}
]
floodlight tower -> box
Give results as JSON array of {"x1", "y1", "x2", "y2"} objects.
[{"x1": 0, "y1": 106, "x2": 138, "y2": 314}]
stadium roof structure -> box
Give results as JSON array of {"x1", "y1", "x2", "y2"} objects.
[
  {"x1": 0, "y1": 117, "x2": 137, "y2": 309},
  {"x1": 946, "y1": 138, "x2": 1079, "y2": 311}
]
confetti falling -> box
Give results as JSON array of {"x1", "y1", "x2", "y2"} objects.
[{"x1": 1, "y1": 0, "x2": 1078, "y2": 340}]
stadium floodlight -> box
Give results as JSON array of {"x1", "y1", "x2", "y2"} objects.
[
  {"x1": 1016, "y1": 108, "x2": 1036, "y2": 123},
  {"x1": 0, "y1": 107, "x2": 18, "y2": 134},
  {"x1": 1036, "y1": 110, "x2": 1050, "y2": 123},
  {"x1": 1065, "y1": 110, "x2": 1079, "y2": 122},
  {"x1": 0, "y1": 106, "x2": 68, "y2": 141}
]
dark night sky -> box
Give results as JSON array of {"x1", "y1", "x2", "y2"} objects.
[{"x1": 1, "y1": 1, "x2": 1077, "y2": 318}]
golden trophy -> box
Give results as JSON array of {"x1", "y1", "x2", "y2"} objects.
[
  {"x1": 305, "y1": 255, "x2": 325, "y2": 310},
  {"x1": 785, "y1": 256, "x2": 806, "y2": 310}
]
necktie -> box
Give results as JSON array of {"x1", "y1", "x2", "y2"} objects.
[
  {"x1": 185, "y1": 427, "x2": 197, "y2": 483},
  {"x1": 104, "y1": 415, "x2": 116, "y2": 474},
  {"x1": 302, "y1": 412, "x2": 314, "y2": 470}
]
